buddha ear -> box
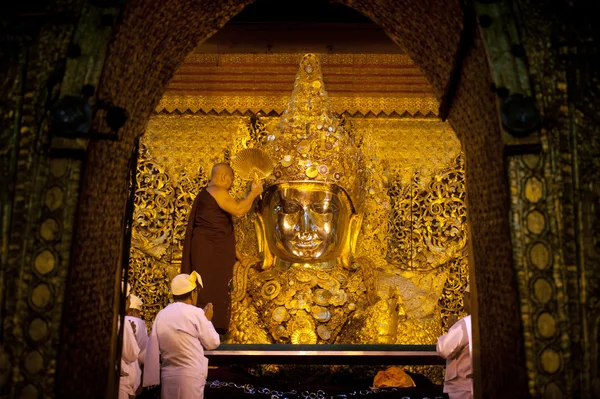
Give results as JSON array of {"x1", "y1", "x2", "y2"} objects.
[
  {"x1": 341, "y1": 213, "x2": 363, "y2": 269},
  {"x1": 254, "y1": 214, "x2": 274, "y2": 270},
  {"x1": 349, "y1": 213, "x2": 363, "y2": 254}
]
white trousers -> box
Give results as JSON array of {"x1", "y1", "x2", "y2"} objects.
[{"x1": 161, "y1": 375, "x2": 205, "y2": 399}]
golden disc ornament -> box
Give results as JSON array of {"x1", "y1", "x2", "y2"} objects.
[
  {"x1": 281, "y1": 154, "x2": 294, "y2": 167},
  {"x1": 317, "y1": 325, "x2": 331, "y2": 340},
  {"x1": 230, "y1": 148, "x2": 274, "y2": 181},
  {"x1": 314, "y1": 289, "x2": 332, "y2": 306},
  {"x1": 291, "y1": 328, "x2": 317, "y2": 344},
  {"x1": 261, "y1": 281, "x2": 281, "y2": 300},
  {"x1": 305, "y1": 166, "x2": 319, "y2": 178},
  {"x1": 272, "y1": 306, "x2": 289, "y2": 322},
  {"x1": 297, "y1": 140, "x2": 310, "y2": 154},
  {"x1": 288, "y1": 315, "x2": 313, "y2": 332}
]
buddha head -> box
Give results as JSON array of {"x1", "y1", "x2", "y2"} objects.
[
  {"x1": 259, "y1": 182, "x2": 356, "y2": 266},
  {"x1": 255, "y1": 54, "x2": 366, "y2": 270}
]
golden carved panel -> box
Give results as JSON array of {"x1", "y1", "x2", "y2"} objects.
[
  {"x1": 157, "y1": 95, "x2": 439, "y2": 117},
  {"x1": 157, "y1": 53, "x2": 439, "y2": 116},
  {"x1": 143, "y1": 115, "x2": 251, "y2": 178},
  {"x1": 351, "y1": 118, "x2": 462, "y2": 186},
  {"x1": 129, "y1": 115, "x2": 253, "y2": 322}
]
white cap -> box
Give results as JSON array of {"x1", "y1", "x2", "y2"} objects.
[
  {"x1": 171, "y1": 271, "x2": 203, "y2": 295},
  {"x1": 129, "y1": 294, "x2": 143, "y2": 310}
]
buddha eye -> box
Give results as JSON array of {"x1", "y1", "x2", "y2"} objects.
[
  {"x1": 280, "y1": 200, "x2": 302, "y2": 214},
  {"x1": 310, "y1": 202, "x2": 337, "y2": 214}
]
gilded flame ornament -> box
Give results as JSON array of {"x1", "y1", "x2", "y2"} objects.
[{"x1": 260, "y1": 54, "x2": 367, "y2": 211}]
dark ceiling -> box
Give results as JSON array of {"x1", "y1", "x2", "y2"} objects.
[
  {"x1": 229, "y1": 0, "x2": 374, "y2": 24},
  {"x1": 199, "y1": 0, "x2": 399, "y2": 54}
]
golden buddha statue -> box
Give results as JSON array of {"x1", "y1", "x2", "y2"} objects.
[{"x1": 229, "y1": 54, "x2": 449, "y2": 345}]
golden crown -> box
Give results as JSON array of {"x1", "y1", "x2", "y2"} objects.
[{"x1": 259, "y1": 54, "x2": 367, "y2": 210}]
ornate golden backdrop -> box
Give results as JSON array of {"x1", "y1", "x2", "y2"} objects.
[
  {"x1": 129, "y1": 56, "x2": 468, "y2": 373},
  {"x1": 130, "y1": 113, "x2": 467, "y2": 330},
  {"x1": 156, "y1": 53, "x2": 438, "y2": 116}
]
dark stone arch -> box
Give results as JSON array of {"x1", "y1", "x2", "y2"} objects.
[{"x1": 58, "y1": 1, "x2": 526, "y2": 397}]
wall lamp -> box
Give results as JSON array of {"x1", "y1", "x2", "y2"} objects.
[
  {"x1": 499, "y1": 93, "x2": 541, "y2": 137},
  {"x1": 49, "y1": 84, "x2": 127, "y2": 144}
]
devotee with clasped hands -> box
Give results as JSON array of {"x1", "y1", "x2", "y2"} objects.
[
  {"x1": 143, "y1": 271, "x2": 220, "y2": 399},
  {"x1": 181, "y1": 163, "x2": 263, "y2": 334},
  {"x1": 436, "y1": 284, "x2": 473, "y2": 399},
  {"x1": 125, "y1": 294, "x2": 148, "y2": 395},
  {"x1": 119, "y1": 284, "x2": 141, "y2": 399}
]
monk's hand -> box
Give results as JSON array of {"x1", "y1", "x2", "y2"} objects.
[
  {"x1": 251, "y1": 179, "x2": 263, "y2": 195},
  {"x1": 203, "y1": 303, "x2": 214, "y2": 321}
]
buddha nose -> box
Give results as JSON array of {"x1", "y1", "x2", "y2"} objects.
[{"x1": 298, "y1": 208, "x2": 316, "y2": 234}]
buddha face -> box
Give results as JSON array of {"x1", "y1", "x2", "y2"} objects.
[{"x1": 259, "y1": 182, "x2": 354, "y2": 263}]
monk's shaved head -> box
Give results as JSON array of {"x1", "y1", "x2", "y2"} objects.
[
  {"x1": 211, "y1": 163, "x2": 233, "y2": 181},
  {"x1": 209, "y1": 163, "x2": 235, "y2": 190}
]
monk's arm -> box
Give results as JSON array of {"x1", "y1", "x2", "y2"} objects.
[{"x1": 213, "y1": 189, "x2": 260, "y2": 218}]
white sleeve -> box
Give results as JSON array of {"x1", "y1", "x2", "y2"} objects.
[
  {"x1": 122, "y1": 320, "x2": 140, "y2": 364},
  {"x1": 194, "y1": 308, "x2": 220, "y2": 350},
  {"x1": 437, "y1": 318, "x2": 468, "y2": 360},
  {"x1": 138, "y1": 320, "x2": 149, "y2": 353},
  {"x1": 142, "y1": 321, "x2": 161, "y2": 387},
  {"x1": 138, "y1": 348, "x2": 146, "y2": 365}
]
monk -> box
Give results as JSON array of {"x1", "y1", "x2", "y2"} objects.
[{"x1": 181, "y1": 163, "x2": 262, "y2": 333}]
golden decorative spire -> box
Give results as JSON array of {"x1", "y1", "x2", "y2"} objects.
[{"x1": 260, "y1": 54, "x2": 367, "y2": 210}]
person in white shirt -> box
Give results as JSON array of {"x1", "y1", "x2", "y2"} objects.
[
  {"x1": 119, "y1": 290, "x2": 141, "y2": 399},
  {"x1": 437, "y1": 284, "x2": 473, "y2": 399},
  {"x1": 143, "y1": 271, "x2": 220, "y2": 399},
  {"x1": 125, "y1": 294, "x2": 148, "y2": 395}
]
